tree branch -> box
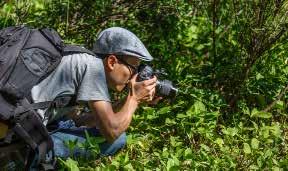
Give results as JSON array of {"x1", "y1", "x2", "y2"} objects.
[{"x1": 262, "y1": 83, "x2": 288, "y2": 112}]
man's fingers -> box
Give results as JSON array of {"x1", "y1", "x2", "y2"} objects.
[
  {"x1": 142, "y1": 76, "x2": 157, "y2": 86},
  {"x1": 143, "y1": 88, "x2": 156, "y2": 100},
  {"x1": 142, "y1": 95, "x2": 154, "y2": 102},
  {"x1": 130, "y1": 73, "x2": 138, "y2": 83},
  {"x1": 144, "y1": 83, "x2": 157, "y2": 93},
  {"x1": 130, "y1": 75, "x2": 158, "y2": 102}
]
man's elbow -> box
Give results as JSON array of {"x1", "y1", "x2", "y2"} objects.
[{"x1": 104, "y1": 126, "x2": 124, "y2": 143}]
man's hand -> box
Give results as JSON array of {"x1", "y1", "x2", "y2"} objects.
[
  {"x1": 129, "y1": 74, "x2": 157, "y2": 103},
  {"x1": 148, "y1": 96, "x2": 163, "y2": 106}
]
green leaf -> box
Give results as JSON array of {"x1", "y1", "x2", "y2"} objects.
[
  {"x1": 256, "y1": 73, "x2": 264, "y2": 80},
  {"x1": 142, "y1": 106, "x2": 154, "y2": 115},
  {"x1": 270, "y1": 124, "x2": 281, "y2": 138},
  {"x1": 193, "y1": 101, "x2": 206, "y2": 114},
  {"x1": 242, "y1": 106, "x2": 250, "y2": 115},
  {"x1": 251, "y1": 138, "x2": 259, "y2": 149},
  {"x1": 147, "y1": 114, "x2": 156, "y2": 120},
  {"x1": 124, "y1": 152, "x2": 129, "y2": 164},
  {"x1": 176, "y1": 113, "x2": 187, "y2": 118},
  {"x1": 167, "y1": 157, "x2": 180, "y2": 171},
  {"x1": 251, "y1": 108, "x2": 258, "y2": 116},
  {"x1": 170, "y1": 136, "x2": 177, "y2": 147},
  {"x1": 264, "y1": 149, "x2": 272, "y2": 158},
  {"x1": 64, "y1": 139, "x2": 78, "y2": 154},
  {"x1": 200, "y1": 144, "x2": 210, "y2": 152},
  {"x1": 243, "y1": 143, "x2": 251, "y2": 154},
  {"x1": 184, "y1": 148, "x2": 193, "y2": 159},
  {"x1": 257, "y1": 156, "x2": 263, "y2": 167},
  {"x1": 261, "y1": 126, "x2": 270, "y2": 138},
  {"x1": 62, "y1": 158, "x2": 79, "y2": 171},
  {"x1": 215, "y1": 138, "x2": 224, "y2": 147},
  {"x1": 249, "y1": 165, "x2": 259, "y2": 170},
  {"x1": 124, "y1": 163, "x2": 134, "y2": 170},
  {"x1": 196, "y1": 44, "x2": 204, "y2": 50},
  {"x1": 223, "y1": 127, "x2": 238, "y2": 137},
  {"x1": 162, "y1": 148, "x2": 169, "y2": 158},
  {"x1": 157, "y1": 106, "x2": 171, "y2": 115},
  {"x1": 272, "y1": 166, "x2": 280, "y2": 171},
  {"x1": 93, "y1": 137, "x2": 106, "y2": 144},
  {"x1": 274, "y1": 101, "x2": 284, "y2": 110},
  {"x1": 165, "y1": 118, "x2": 176, "y2": 124},
  {"x1": 187, "y1": 101, "x2": 206, "y2": 116},
  {"x1": 251, "y1": 108, "x2": 272, "y2": 118}
]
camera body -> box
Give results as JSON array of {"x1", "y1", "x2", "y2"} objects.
[{"x1": 136, "y1": 64, "x2": 177, "y2": 98}]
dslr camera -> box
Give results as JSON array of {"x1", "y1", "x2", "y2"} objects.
[{"x1": 136, "y1": 64, "x2": 178, "y2": 98}]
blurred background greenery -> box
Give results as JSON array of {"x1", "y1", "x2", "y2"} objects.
[{"x1": 1, "y1": 0, "x2": 288, "y2": 170}]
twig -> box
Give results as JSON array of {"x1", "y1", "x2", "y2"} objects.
[
  {"x1": 212, "y1": 0, "x2": 217, "y2": 64},
  {"x1": 262, "y1": 83, "x2": 288, "y2": 112}
]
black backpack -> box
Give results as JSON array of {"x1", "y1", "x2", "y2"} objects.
[{"x1": 0, "y1": 25, "x2": 95, "y2": 170}]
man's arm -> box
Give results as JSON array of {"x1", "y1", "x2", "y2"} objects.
[
  {"x1": 89, "y1": 74, "x2": 157, "y2": 143},
  {"x1": 88, "y1": 95, "x2": 138, "y2": 143},
  {"x1": 65, "y1": 99, "x2": 128, "y2": 128}
]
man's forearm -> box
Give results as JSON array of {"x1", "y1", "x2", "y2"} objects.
[
  {"x1": 89, "y1": 94, "x2": 139, "y2": 142},
  {"x1": 76, "y1": 96, "x2": 137, "y2": 128},
  {"x1": 113, "y1": 95, "x2": 138, "y2": 133}
]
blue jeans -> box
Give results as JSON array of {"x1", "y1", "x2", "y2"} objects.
[
  {"x1": 8, "y1": 120, "x2": 126, "y2": 170},
  {"x1": 51, "y1": 120, "x2": 126, "y2": 158}
]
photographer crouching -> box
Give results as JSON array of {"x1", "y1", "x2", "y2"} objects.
[{"x1": 31, "y1": 27, "x2": 174, "y2": 160}]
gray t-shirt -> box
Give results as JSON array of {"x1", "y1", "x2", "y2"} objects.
[{"x1": 31, "y1": 53, "x2": 110, "y2": 125}]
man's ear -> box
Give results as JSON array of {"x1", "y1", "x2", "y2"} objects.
[{"x1": 105, "y1": 55, "x2": 118, "y2": 71}]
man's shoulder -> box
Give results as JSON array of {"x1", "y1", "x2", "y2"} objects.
[
  {"x1": 62, "y1": 53, "x2": 103, "y2": 66},
  {"x1": 63, "y1": 45, "x2": 95, "y2": 57},
  {"x1": 63, "y1": 52, "x2": 99, "y2": 60}
]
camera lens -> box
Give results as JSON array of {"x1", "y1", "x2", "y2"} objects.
[{"x1": 156, "y1": 80, "x2": 178, "y2": 98}]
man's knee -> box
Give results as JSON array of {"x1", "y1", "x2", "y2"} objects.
[
  {"x1": 100, "y1": 132, "x2": 127, "y2": 156},
  {"x1": 115, "y1": 132, "x2": 127, "y2": 148}
]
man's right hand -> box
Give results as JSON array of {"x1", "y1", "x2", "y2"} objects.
[{"x1": 128, "y1": 74, "x2": 157, "y2": 103}]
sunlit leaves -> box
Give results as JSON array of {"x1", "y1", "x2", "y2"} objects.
[
  {"x1": 251, "y1": 108, "x2": 272, "y2": 119},
  {"x1": 243, "y1": 143, "x2": 251, "y2": 154},
  {"x1": 251, "y1": 138, "x2": 259, "y2": 149},
  {"x1": 58, "y1": 158, "x2": 80, "y2": 171},
  {"x1": 1, "y1": 0, "x2": 288, "y2": 170}
]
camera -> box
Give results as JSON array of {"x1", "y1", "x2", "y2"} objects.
[{"x1": 136, "y1": 64, "x2": 178, "y2": 98}]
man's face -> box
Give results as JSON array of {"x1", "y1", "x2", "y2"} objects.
[{"x1": 104, "y1": 55, "x2": 141, "y2": 92}]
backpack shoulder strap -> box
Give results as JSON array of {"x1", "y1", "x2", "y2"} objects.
[
  {"x1": 63, "y1": 45, "x2": 96, "y2": 56},
  {"x1": 38, "y1": 28, "x2": 64, "y2": 54},
  {"x1": 0, "y1": 25, "x2": 26, "y2": 45}
]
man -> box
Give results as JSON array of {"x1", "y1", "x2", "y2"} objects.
[{"x1": 30, "y1": 27, "x2": 159, "y2": 158}]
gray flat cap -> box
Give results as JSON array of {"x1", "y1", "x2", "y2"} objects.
[{"x1": 93, "y1": 27, "x2": 153, "y2": 61}]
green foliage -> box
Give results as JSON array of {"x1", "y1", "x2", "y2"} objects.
[
  {"x1": 1, "y1": 0, "x2": 288, "y2": 170},
  {"x1": 58, "y1": 158, "x2": 80, "y2": 171}
]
